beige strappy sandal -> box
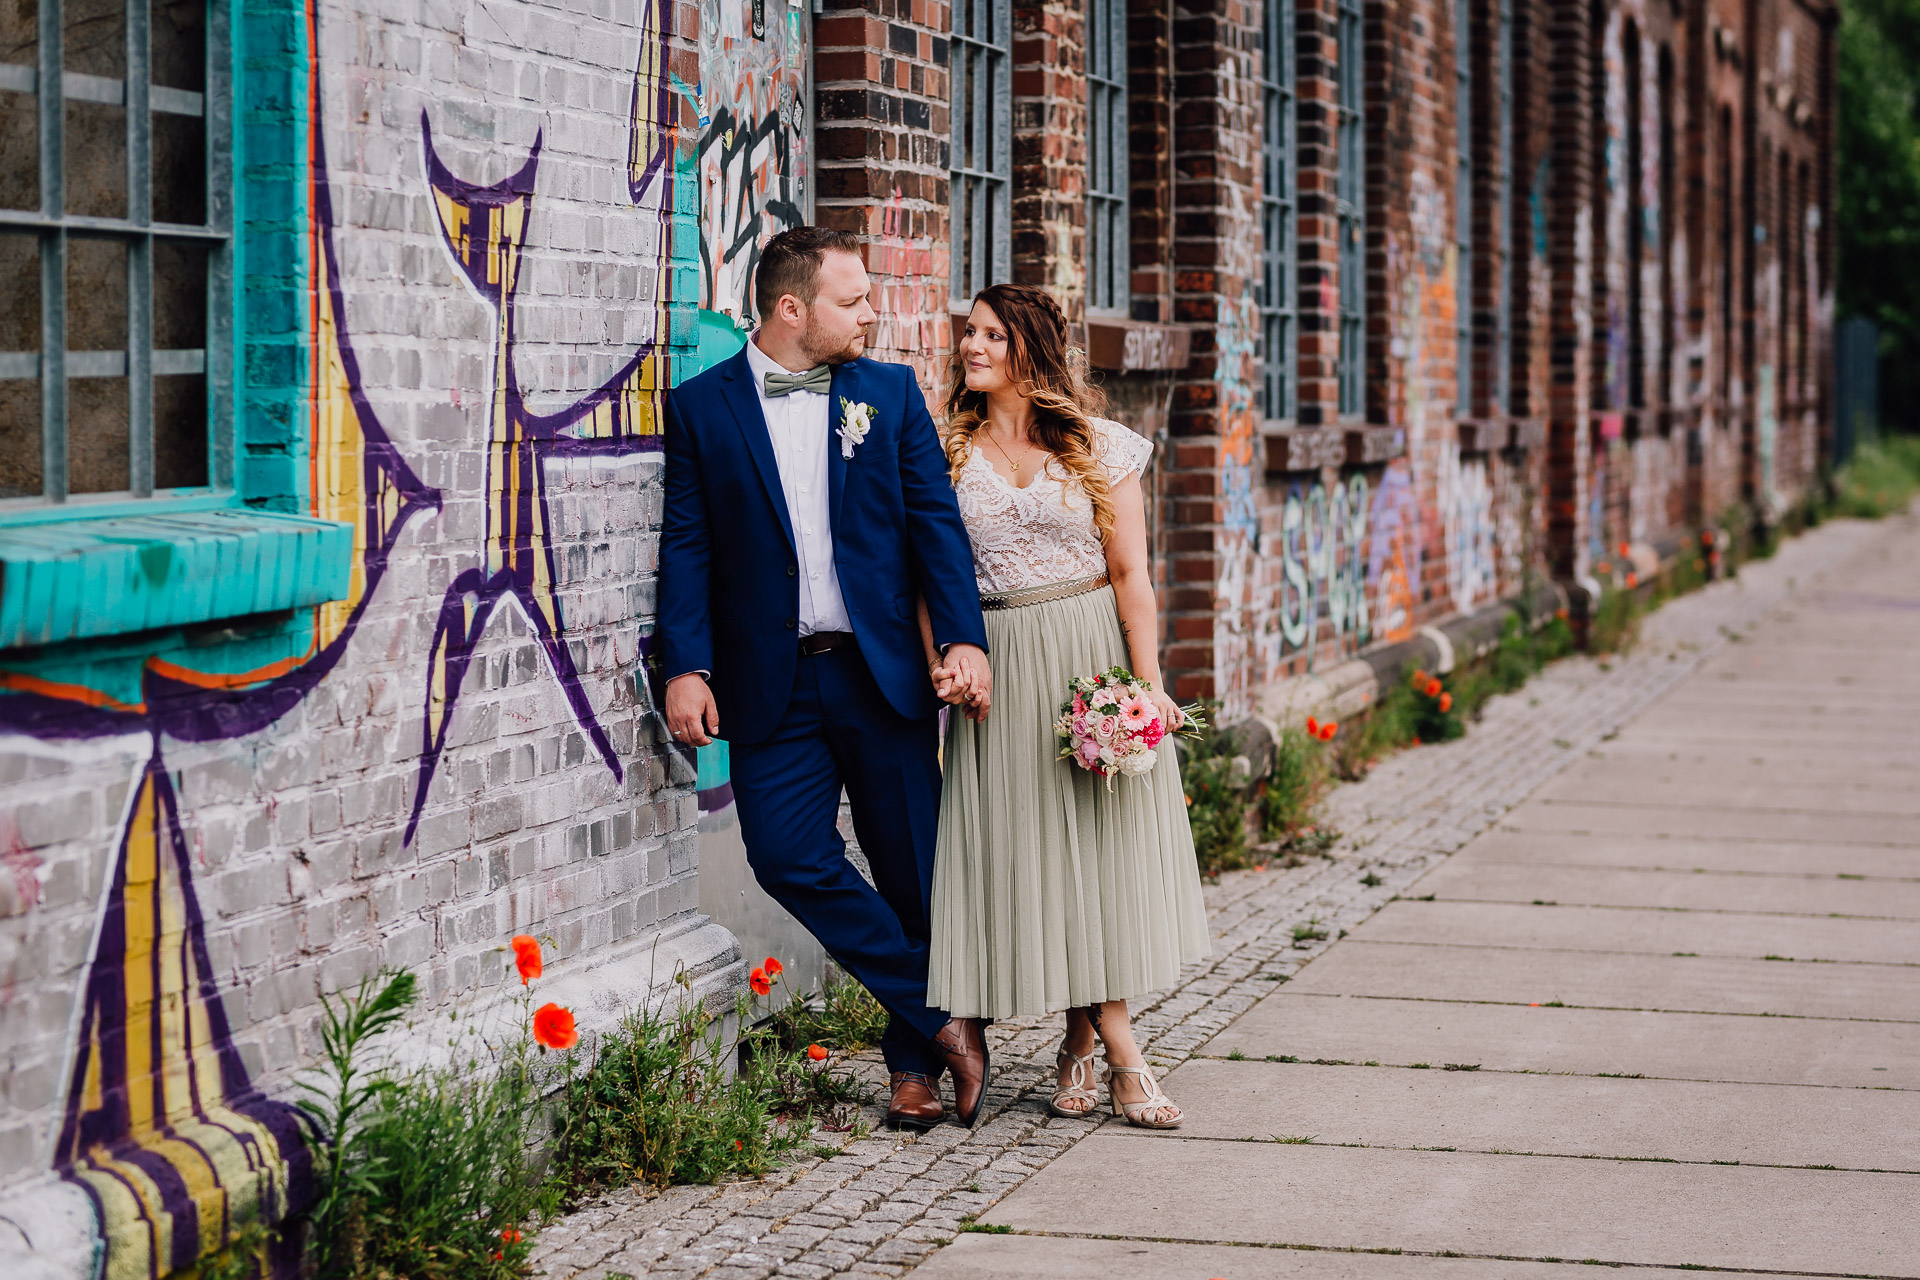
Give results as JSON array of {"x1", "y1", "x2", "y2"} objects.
[
  {"x1": 1104, "y1": 1062, "x2": 1182, "y2": 1128},
  {"x1": 1049, "y1": 1046, "x2": 1101, "y2": 1118}
]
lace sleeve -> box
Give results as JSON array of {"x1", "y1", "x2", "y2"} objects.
[{"x1": 1092, "y1": 418, "x2": 1154, "y2": 482}]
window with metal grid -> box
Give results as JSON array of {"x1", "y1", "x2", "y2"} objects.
[
  {"x1": 1258, "y1": 0, "x2": 1295, "y2": 421},
  {"x1": 1490, "y1": 0, "x2": 1513, "y2": 413},
  {"x1": 0, "y1": 0, "x2": 228, "y2": 507},
  {"x1": 1334, "y1": 0, "x2": 1364, "y2": 418},
  {"x1": 1085, "y1": 0, "x2": 1128, "y2": 314},
  {"x1": 951, "y1": 0, "x2": 1011, "y2": 301},
  {"x1": 1454, "y1": 0, "x2": 1472, "y2": 418}
]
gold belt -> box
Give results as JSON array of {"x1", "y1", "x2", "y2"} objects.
[{"x1": 979, "y1": 572, "x2": 1111, "y2": 611}]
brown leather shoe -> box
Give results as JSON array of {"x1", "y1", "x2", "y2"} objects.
[
  {"x1": 933, "y1": 1018, "x2": 990, "y2": 1127},
  {"x1": 885, "y1": 1071, "x2": 945, "y2": 1130}
]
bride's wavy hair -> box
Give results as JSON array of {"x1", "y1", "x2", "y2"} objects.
[{"x1": 942, "y1": 283, "x2": 1116, "y2": 539}]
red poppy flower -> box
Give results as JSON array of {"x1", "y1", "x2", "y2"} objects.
[
  {"x1": 500, "y1": 1228, "x2": 522, "y2": 1244},
  {"x1": 532, "y1": 1002, "x2": 578, "y2": 1050},
  {"x1": 1701, "y1": 529, "x2": 1714, "y2": 546},
  {"x1": 1424, "y1": 679, "x2": 1442, "y2": 698},
  {"x1": 1597, "y1": 560, "x2": 1612, "y2": 575},
  {"x1": 1438, "y1": 693, "x2": 1452, "y2": 713},
  {"x1": 1319, "y1": 721, "x2": 1338, "y2": 741},
  {"x1": 1625, "y1": 572, "x2": 1638, "y2": 589},
  {"x1": 1411, "y1": 736, "x2": 1422, "y2": 746},
  {"x1": 510, "y1": 935, "x2": 542, "y2": 986},
  {"x1": 763, "y1": 956, "x2": 783, "y2": 979},
  {"x1": 1411, "y1": 668, "x2": 1428, "y2": 688},
  {"x1": 807, "y1": 1043, "x2": 829, "y2": 1061},
  {"x1": 1306, "y1": 716, "x2": 1321, "y2": 737},
  {"x1": 492, "y1": 1252, "x2": 503, "y2": 1262},
  {"x1": 732, "y1": 1139, "x2": 743, "y2": 1151},
  {"x1": 1618, "y1": 541, "x2": 1630, "y2": 558},
  {"x1": 749, "y1": 967, "x2": 772, "y2": 996}
]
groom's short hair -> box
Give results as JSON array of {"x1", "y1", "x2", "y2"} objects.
[{"x1": 755, "y1": 226, "x2": 864, "y2": 319}]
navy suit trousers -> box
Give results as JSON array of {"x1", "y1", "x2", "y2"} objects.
[{"x1": 728, "y1": 645, "x2": 948, "y2": 1076}]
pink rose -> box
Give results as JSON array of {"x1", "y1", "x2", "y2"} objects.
[{"x1": 1077, "y1": 739, "x2": 1102, "y2": 767}]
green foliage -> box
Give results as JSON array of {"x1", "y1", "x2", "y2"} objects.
[
  {"x1": 1406, "y1": 670, "x2": 1466, "y2": 744},
  {"x1": 1839, "y1": 0, "x2": 1920, "y2": 422},
  {"x1": 1259, "y1": 726, "x2": 1329, "y2": 843},
  {"x1": 764, "y1": 973, "x2": 890, "y2": 1054},
  {"x1": 1832, "y1": 436, "x2": 1920, "y2": 518},
  {"x1": 295, "y1": 969, "x2": 542, "y2": 1280},
  {"x1": 1587, "y1": 585, "x2": 1644, "y2": 655},
  {"x1": 1180, "y1": 713, "x2": 1251, "y2": 880},
  {"x1": 1332, "y1": 678, "x2": 1419, "y2": 780}
]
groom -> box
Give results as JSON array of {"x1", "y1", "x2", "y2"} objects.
[{"x1": 659, "y1": 226, "x2": 994, "y2": 1127}]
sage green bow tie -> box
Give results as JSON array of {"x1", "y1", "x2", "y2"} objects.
[{"x1": 763, "y1": 365, "x2": 832, "y2": 397}]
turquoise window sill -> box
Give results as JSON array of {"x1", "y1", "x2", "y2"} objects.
[{"x1": 0, "y1": 507, "x2": 354, "y2": 650}]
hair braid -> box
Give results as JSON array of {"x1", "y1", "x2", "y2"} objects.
[{"x1": 941, "y1": 284, "x2": 1118, "y2": 539}]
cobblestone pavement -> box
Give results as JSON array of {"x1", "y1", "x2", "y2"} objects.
[{"x1": 527, "y1": 511, "x2": 1896, "y2": 1280}]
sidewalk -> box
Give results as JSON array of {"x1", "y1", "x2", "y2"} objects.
[{"x1": 530, "y1": 507, "x2": 1918, "y2": 1280}]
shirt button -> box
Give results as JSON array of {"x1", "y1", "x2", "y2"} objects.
[
  {"x1": 784, "y1": 617, "x2": 797, "y2": 630},
  {"x1": 787, "y1": 564, "x2": 797, "y2": 577}
]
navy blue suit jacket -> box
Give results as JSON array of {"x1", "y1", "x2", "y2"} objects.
[{"x1": 660, "y1": 349, "x2": 988, "y2": 745}]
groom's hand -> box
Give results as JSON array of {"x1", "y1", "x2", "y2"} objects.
[
  {"x1": 943, "y1": 644, "x2": 992, "y2": 721},
  {"x1": 666, "y1": 673, "x2": 720, "y2": 746}
]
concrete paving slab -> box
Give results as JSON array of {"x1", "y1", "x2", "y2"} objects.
[
  {"x1": 1353, "y1": 898, "x2": 1920, "y2": 962},
  {"x1": 1286, "y1": 940, "x2": 1920, "y2": 1021},
  {"x1": 1413, "y1": 859, "x2": 1920, "y2": 918},
  {"x1": 978, "y1": 1136, "x2": 1920, "y2": 1275},
  {"x1": 1203, "y1": 992, "x2": 1920, "y2": 1087},
  {"x1": 1449, "y1": 829, "x2": 1920, "y2": 879},
  {"x1": 1535, "y1": 771, "x2": 1920, "y2": 815},
  {"x1": 911, "y1": 1234, "x2": 1835, "y2": 1280},
  {"x1": 1501, "y1": 800, "x2": 1917, "y2": 847},
  {"x1": 1132, "y1": 1060, "x2": 1920, "y2": 1170},
  {"x1": 1547, "y1": 748, "x2": 1920, "y2": 794}
]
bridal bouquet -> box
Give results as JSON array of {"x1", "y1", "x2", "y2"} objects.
[{"x1": 1055, "y1": 667, "x2": 1207, "y2": 787}]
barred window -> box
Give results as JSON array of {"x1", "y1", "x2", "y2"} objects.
[
  {"x1": 1086, "y1": 0, "x2": 1128, "y2": 313},
  {"x1": 1258, "y1": 0, "x2": 1295, "y2": 421},
  {"x1": 951, "y1": 0, "x2": 1012, "y2": 300},
  {"x1": 1489, "y1": 0, "x2": 1513, "y2": 413},
  {"x1": 0, "y1": 0, "x2": 227, "y2": 506},
  {"x1": 1334, "y1": 0, "x2": 1364, "y2": 417},
  {"x1": 1454, "y1": 0, "x2": 1471, "y2": 417}
]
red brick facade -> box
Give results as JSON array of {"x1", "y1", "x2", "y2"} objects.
[{"x1": 808, "y1": 0, "x2": 1837, "y2": 720}]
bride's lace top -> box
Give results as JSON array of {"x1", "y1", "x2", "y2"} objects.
[{"x1": 949, "y1": 417, "x2": 1154, "y2": 594}]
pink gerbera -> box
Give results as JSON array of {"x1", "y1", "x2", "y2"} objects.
[{"x1": 1118, "y1": 695, "x2": 1155, "y2": 730}]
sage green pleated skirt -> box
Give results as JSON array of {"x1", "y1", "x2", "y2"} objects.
[{"x1": 927, "y1": 584, "x2": 1211, "y2": 1020}]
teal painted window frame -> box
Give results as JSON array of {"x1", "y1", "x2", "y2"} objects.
[{"x1": 0, "y1": 0, "x2": 347, "y2": 652}]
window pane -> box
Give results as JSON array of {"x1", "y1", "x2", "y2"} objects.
[
  {"x1": 152, "y1": 235, "x2": 206, "y2": 488},
  {"x1": 67, "y1": 234, "x2": 128, "y2": 494},
  {"x1": 0, "y1": 1, "x2": 36, "y2": 212},
  {"x1": 66, "y1": 0, "x2": 126, "y2": 78},
  {"x1": 0, "y1": 230, "x2": 39, "y2": 498},
  {"x1": 151, "y1": 0, "x2": 205, "y2": 92},
  {"x1": 152, "y1": 110, "x2": 204, "y2": 223},
  {"x1": 66, "y1": 100, "x2": 127, "y2": 218}
]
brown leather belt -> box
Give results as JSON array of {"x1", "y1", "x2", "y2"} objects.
[{"x1": 799, "y1": 630, "x2": 856, "y2": 657}]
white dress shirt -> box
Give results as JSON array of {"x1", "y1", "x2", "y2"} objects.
[{"x1": 744, "y1": 337, "x2": 852, "y2": 637}]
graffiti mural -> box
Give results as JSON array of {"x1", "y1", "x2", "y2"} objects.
[
  {"x1": 696, "y1": 0, "x2": 810, "y2": 328},
  {"x1": 1213, "y1": 294, "x2": 1263, "y2": 718},
  {"x1": 1439, "y1": 443, "x2": 1497, "y2": 612},
  {"x1": 1275, "y1": 476, "x2": 1371, "y2": 668},
  {"x1": 0, "y1": 0, "x2": 684, "y2": 1271},
  {"x1": 1367, "y1": 460, "x2": 1423, "y2": 644}
]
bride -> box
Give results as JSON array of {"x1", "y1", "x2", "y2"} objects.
[{"x1": 921, "y1": 282, "x2": 1210, "y2": 1128}]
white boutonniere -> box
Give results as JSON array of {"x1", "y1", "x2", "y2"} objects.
[{"x1": 837, "y1": 398, "x2": 874, "y2": 460}]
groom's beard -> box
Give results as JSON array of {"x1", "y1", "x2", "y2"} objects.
[{"x1": 799, "y1": 314, "x2": 871, "y2": 366}]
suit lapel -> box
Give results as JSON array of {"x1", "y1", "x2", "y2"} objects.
[
  {"x1": 718, "y1": 347, "x2": 796, "y2": 552},
  {"x1": 826, "y1": 361, "x2": 854, "y2": 539}
]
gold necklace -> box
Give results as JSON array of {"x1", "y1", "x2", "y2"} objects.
[{"x1": 983, "y1": 425, "x2": 1038, "y2": 481}]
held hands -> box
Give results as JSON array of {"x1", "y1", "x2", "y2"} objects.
[
  {"x1": 930, "y1": 643, "x2": 993, "y2": 721},
  {"x1": 665, "y1": 673, "x2": 720, "y2": 746}
]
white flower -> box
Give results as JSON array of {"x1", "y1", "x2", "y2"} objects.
[
  {"x1": 837, "y1": 398, "x2": 874, "y2": 459},
  {"x1": 1118, "y1": 747, "x2": 1158, "y2": 776}
]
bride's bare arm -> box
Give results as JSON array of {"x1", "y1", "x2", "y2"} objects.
[{"x1": 1103, "y1": 473, "x2": 1181, "y2": 726}]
